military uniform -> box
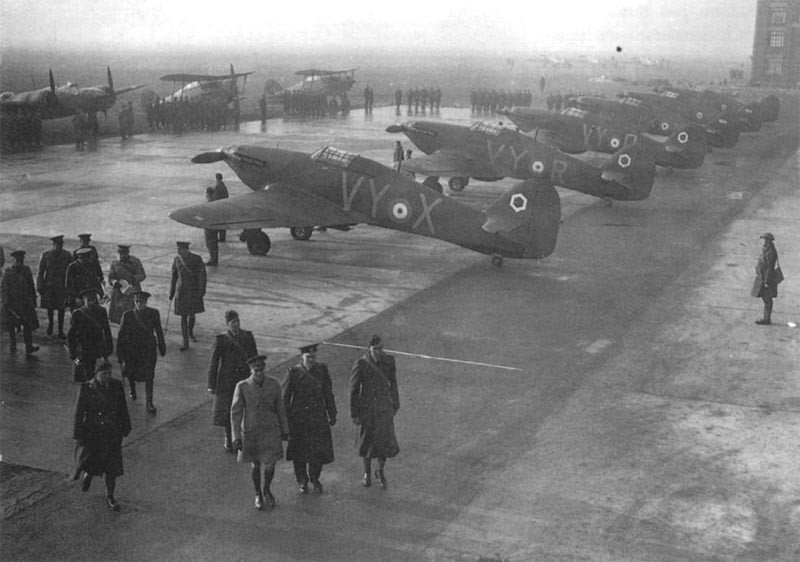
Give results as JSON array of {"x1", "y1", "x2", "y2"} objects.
[
  {"x1": 67, "y1": 291, "x2": 113, "y2": 382},
  {"x1": 108, "y1": 249, "x2": 146, "y2": 324},
  {"x1": 169, "y1": 242, "x2": 206, "y2": 349},
  {"x1": 1, "y1": 252, "x2": 40, "y2": 354},
  {"x1": 208, "y1": 327, "x2": 257, "y2": 438},
  {"x1": 213, "y1": 177, "x2": 229, "y2": 242},
  {"x1": 36, "y1": 237, "x2": 72, "y2": 337},
  {"x1": 117, "y1": 298, "x2": 165, "y2": 412},
  {"x1": 350, "y1": 351, "x2": 400, "y2": 460},
  {"x1": 283, "y1": 350, "x2": 336, "y2": 491},
  {"x1": 751, "y1": 233, "x2": 780, "y2": 325},
  {"x1": 65, "y1": 256, "x2": 104, "y2": 310},
  {"x1": 231, "y1": 374, "x2": 289, "y2": 465}
]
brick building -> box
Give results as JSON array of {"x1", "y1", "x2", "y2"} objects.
[{"x1": 751, "y1": 0, "x2": 800, "y2": 87}]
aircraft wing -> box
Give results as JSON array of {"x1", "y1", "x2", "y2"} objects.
[
  {"x1": 160, "y1": 73, "x2": 253, "y2": 82},
  {"x1": 114, "y1": 84, "x2": 148, "y2": 96},
  {"x1": 168, "y1": 185, "x2": 361, "y2": 230},
  {"x1": 295, "y1": 68, "x2": 357, "y2": 77},
  {"x1": 401, "y1": 150, "x2": 492, "y2": 177}
]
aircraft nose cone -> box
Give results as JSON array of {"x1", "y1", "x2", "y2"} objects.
[
  {"x1": 191, "y1": 150, "x2": 227, "y2": 164},
  {"x1": 385, "y1": 124, "x2": 406, "y2": 134}
]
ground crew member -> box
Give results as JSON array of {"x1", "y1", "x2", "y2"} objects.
[
  {"x1": 231, "y1": 354, "x2": 289, "y2": 511},
  {"x1": 207, "y1": 310, "x2": 257, "y2": 453},
  {"x1": 350, "y1": 334, "x2": 400, "y2": 489},
  {"x1": 67, "y1": 288, "x2": 113, "y2": 383},
  {"x1": 204, "y1": 188, "x2": 219, "y2": 266},
  {"x1": 1, "y1": 250, "x2": 40, "y2": 355},
  {"x1": 752, "y1": 232, "x2": 781, "y2": 325},
  {"x1": 392, "y1": 140, "x2": 405, "y2": 171},
  {"x1": 213, "y1": 173, "x2": 229, "y2": 242},
  {"x1": 108, "y1": 244, "x2": 146, "y2": 324},
  {"x1": 168, "y1": 241, "x2": 206, "y2": 351},
  {"x1": 37, "y1": 235, "x2": 72, "y2": 339},
  {"x1": 72, "y1": 361, "x2": 131, "y2": 511},
  {"x1": 117, "y1": 290, "x2": 165, "y2": 414}
]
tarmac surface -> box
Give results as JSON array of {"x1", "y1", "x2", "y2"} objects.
[{"x1": 1, "y1": 100, "x2": 799, "y2": 561}]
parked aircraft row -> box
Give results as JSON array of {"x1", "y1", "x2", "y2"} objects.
[{"x1": 169, "y1": 86, "x2": 779, "y2": 267}]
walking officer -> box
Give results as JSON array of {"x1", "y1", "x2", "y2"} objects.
[
  {"x1": 37, "y1": 235, "x2": 72, "y2": 339},
  {"x1": 67, "y1": 288, "x2": 113, "y2": 383},
  {"x1": 168, "y1": 241, "x2": 206, "y2": 351},
  {"x1": 1, "y1": 250, "x2": 40, "y2": 355}
]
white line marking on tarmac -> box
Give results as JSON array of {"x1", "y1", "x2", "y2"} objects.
[
  {"x1": 322, "y1": 342, "x2": 523, "y2": 371},
  {"x1": 585, "y1": 339, "x2": 613, "y2": 354}
]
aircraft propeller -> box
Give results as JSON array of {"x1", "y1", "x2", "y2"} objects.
[{"x1": 192, "y1": 151, "x2": 227, "y2": 164}]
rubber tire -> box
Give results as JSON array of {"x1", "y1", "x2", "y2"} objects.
[
  {"x1": 246, "y1": 231, "x2": 271, "y2": 255},
  {"x1": 290, "y1": 226, "x2": 313, "y2": 241}
]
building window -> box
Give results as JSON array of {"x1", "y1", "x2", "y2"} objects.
[
  {"x1": 769, "y1": 31, "x2": 785, "y2": 47},
  {"x1": 772, "y1": 11, "x2": 786, "y2": 25},
  {"x1": 767, "y1": 59, "x2": 783, "y2": 75}
]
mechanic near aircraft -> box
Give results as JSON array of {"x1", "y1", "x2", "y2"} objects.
[{"x1": 283, "y1": 343, "x2": 337, "y2": 495}]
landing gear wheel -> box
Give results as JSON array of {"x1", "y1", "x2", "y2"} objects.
[
  {"x1": 448, "y1": 176, "x2": 468, "y2": 192},
  {"x1": 290, "y1": 226, "x2": 314, "y2": 241},
  {"x1": 603, "y1": 197, "x2": 613, "y2": 207},
  {"x1": 491, "y1": 254, "x2": 503, "y2": 268},
  {"x1": 246, "y1": 230, "x2": 271, "y2": 255}
]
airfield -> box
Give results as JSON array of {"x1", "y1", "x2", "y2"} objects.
[{"x1": 1, "y1": 98, "x2": 799, "y2": 561}]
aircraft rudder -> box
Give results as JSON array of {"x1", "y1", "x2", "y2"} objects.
[{"x1": 603, "y1": 141, "x2": 656, "y2": 200}]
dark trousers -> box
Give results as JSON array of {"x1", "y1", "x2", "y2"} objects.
[
  {"x1": 293, "y1": 461, "x2": 322, "y2": 484},
  {"x1": 7, "y1": 323, "x2": 33, "y2": 350},
  {"x1": 217, "y1": 229, "x2": 226, "y2": 242}
]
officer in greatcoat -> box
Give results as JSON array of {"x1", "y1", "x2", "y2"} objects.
[
  {"x1": 65, "y1": 247, "x2": 104, "y2": 310},
  {"x1": 283, "y1": 343, "x2": 336, "y2": 494},
  {"x1": 1, "y1": 250, "x2": 40, "y2": 355},
  {"x1": 751, "y1": 232, "x2": 781, "y2": 325},
  {"x1": 72, "y1": 361, "x2": 131, "y2": 511},
  {"x1": 117, "y1": 291, "x2": 166, "y2": 414},
  {"x1": 168, "y1": 241, "x2": 207, "y2": 350},
  {"x1": 72, "y1": 233, "x2": 104, "y2": 288},
  {"x1": 350, "y1": 334, "x2": 400, "y2": 489},
  {"x1": 67, "y1": 288, "x2": 113, "y2": 383},
  {"x1": 207, "y1": 310, "x2": 257, "y2": 452},
  {"x1": 231, "y1": 354, "x2": 289, "y2": 511},
  {"x1": 37, "y1": 235, "x2": 72, "y2": 339},
  {"x1": 108, "y1": 244, "x2": 146, "y2": 324}
]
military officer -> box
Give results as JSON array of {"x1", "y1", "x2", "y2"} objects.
[
  {"x1": 1, "y1": 250, "x2": 40, "y2": 355},
  {"x1": 36, "y1": 235, "x2": 72, "y2": 338},
  {"x1": 67, "y1": 288, "x2": 113, "y2": 383},
  {"x1": 283, "y1": 343, "x2": 337, "y2": 494},
  {"x1": 231, "y1": 354, "x2": 289, "y2": 511},
  {"x1": 350, "y1": 334, "x2": 400, "y2": 489},
  {"x1": 117, "y1": 291, "x2": 166, "y2": 414},
  {"x1": 65, "y1": 247, "x2": 104, "y2": 310},
  {"x1": 72, "y1": 233, "x2": 104, "y2": 290},
  {"x1": 207, "y1": 310, "x2": 257, "y2": 452},
  {"x1": 108, "y1": 244, "x2": 146, "y2": 324},
  {"x1": 213, "y1": 173, "x2": 229, "y2": 242},
  {"x1": 752, "y1": 232, "x2": 781, "y2": 325},
  {"x1": 168, "y1": 241, "x2": 206, "y2": 351},
  {"x1": 203, "y1": 188, "x2": 219, "y2": 266}
]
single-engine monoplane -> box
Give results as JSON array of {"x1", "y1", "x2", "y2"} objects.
[
  {"x1": 169, "y1": 145, "x2": 562, "y2": 267},
  {"x1": 386, "y1": 120, "x2": 656, "y2": 204}
]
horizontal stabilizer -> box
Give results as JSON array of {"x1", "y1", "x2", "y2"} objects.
[{"x1": 192, "y1": 151, "x2": 227, "y2": 164}]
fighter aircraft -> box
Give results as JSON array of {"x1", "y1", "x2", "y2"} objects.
[
  {"x1": 386, "y1": 120, "x2": 656, "y2": 204},
  {"x1": 169, "y1": 145, "x2": 561, "y2": 267},
  {"x1": 159, "y1": 65, "x2": 253, "y2": 103},
  {"x1": 651, "y1": 87, "x2": 777, "y2": 132},
  {"x1": 498, "y1": 106, "x2": 707, "y2": 170},
  {"x1": 274, "y1": 68, "x2": 357, "y2": 97},
  {"x1": 566, "y1": 95, "x2": 740, "y2": 150},
  {"x1": 0, "y1": 67, "x2": 146, "y2": 119}
]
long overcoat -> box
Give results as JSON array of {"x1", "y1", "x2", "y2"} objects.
[
  {"x1": 0, "y1": 264, "x2": 39, "y2": 331},
  {"x1": 65, "y1": 260, "x2": 103, "y2": 309},
  {"x1": 350, "y1": 353, "x2": 400, "y2": 459},
  {"x1": 108, "y1": 256, "x2": 146, "y2": 324},
  {"x1": 751, "y1": 243, "x2": 779, "y2": 299},
  {"x1": 169, "y1": 252, "x2": 206, "y2": 315},
  {"x1": 71, "y1": 245, "x2": 104, "y2": 286},
  {"x1": 207, "y1": 330, "x2": 257, "y2": 426},
  {"x1": 67, "y1": 304, "x2": 113, "y2": 382},
  {"x1": 283, "y1": 362, "x2": 336, "y2": 465},
  {"x1": 231, "y1": 375, "x2": 289, "y2": 465},
  {"x1": 72, "y1": 377, "x2": 131, "y2": 479},
  {"x1": 117, "y1": 307, "x2": 166, "y2": 383},
  {"x1": 37, "y1": 248, "x2": 72, "y2": 309}
]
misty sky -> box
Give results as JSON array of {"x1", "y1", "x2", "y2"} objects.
[{"x1": 1, "y1": 0, "x2": 756, "y2": 59}]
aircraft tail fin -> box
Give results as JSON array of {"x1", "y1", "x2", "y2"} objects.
[
  {"x1": 600, "y1": 141, "x2": 656, "y2": 201},
  {"x1": 483, "y1": 177, "x2": 561, "y2": 258},
  {"x1": 663, "y1": 123, "x2": 706, "y2": 168}
]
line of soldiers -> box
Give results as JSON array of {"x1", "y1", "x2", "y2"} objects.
[
  {"x1": 282, "y1": 91, "x2": 351, "y2": 118},
  {"x1": 0, "y1": 107, "x2": 43, "y2": 153},
  {"x1": 145, "y1": 97, "x2": 237, "y2": 133},
  {"x1": 470, "y1": 89, "x2": 532, "y2": 114},
  {"x1": 401, "y1": 86, "x2": 442, "y2": 113}
]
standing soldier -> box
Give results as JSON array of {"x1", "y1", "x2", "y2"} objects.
[
  {"x1": 350, "y1": 334, "x2": 400, "y2": 489},
  {"x1": 751, "y1": 232, "x2": 781, "y2": 325},
  {"x1": 73, "y1": 109, "x2": 87, "y2": 150},
  {"x1": 65, "y1": 247, "x2": 104, "y2": 311},
  {"x1": 231, "y1": 354, "x2": 289, "y2": 511},
  {"x1": 73, "y1": 233, "x2": 104, "y2": 289},
  {"x1": 117, "y1": 291, "x2": 166, "y2": 414},
  {"x1": 260, "y1": 94, "x2": 268, "y2": 126},
  {"x1": 1, "y1": 250, "x2": 40, "y2": 355},
  {"x1": 283, "y1": 343, "x2": 337, "y2": 494},
  {"x1": 394, "y1": 89, "x2": 402, "y2": 112},
  {"x1": 392, "y1": 140, "x2": 405, "y2": 172},
  {"x1": 168, "y1": 241, "x2": 207, "y2": 351},
  {"x1": 108, "y1": 244, "x2": 146, "y2": 324},
  {"x1": 207, "y1": 310, "x2": 257, "y2": 453},
  {"x1": 67, "y1": 288, "x2": 113, "y2": 383},
  {"x1": 72, "y1": 361, "x2": 131, "y2": 511},
  {"x1": 37, "y1": 235, "x2": 72, "y2": 339},
  {"x1": 213, "y1": 173, "x2": 229, "y2": 242},
  {"x1": 204, "y1": 188, "x2": 219, "y2": 266}
]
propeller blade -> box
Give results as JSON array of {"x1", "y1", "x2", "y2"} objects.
[
  {"x1": 107, "y1": 66, "x2": 114, "y2": 92},
  {"x1": 191, "y1": 151, "x2": 227, "y2": 164},
  {"x1": 49, "y1": 69, "x2": 56, "y2": 94},
  {"x1": 385, "y1": 124, "x2": 406, "y2": 133}
]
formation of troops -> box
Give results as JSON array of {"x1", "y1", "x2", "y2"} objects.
[
  {"x1": 280, "y1": 91, "x2": 351, "y2": 117},
  {"x1": 144, "y1": 96, "x2": 240, "y2": 133},
  {"x1": 395, "y1": 86, "x2": 443, "y2": 113},
  {"x1": 470, "y1": 88, "x2": 533, "y2": 114},
  {"x1": 2, "y1": 235, "x2": 402, "y2": 513}
]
